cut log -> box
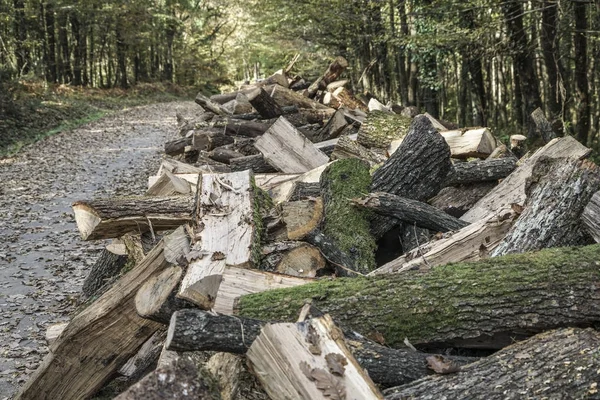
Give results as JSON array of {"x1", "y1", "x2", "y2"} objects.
[
  {"x1": 444, "y1": 158, "x2": 517, "y2": 186},
  {"x1": 461, "y1": 136, "x2": 591, "y2": 223},
  {"x1": 230, "y1": 154, "x2": 278, "y2": 173},
  {"x1": 167, "y1": 309, "x2": 476, "y2": 389},
  {"x1": 423, "y1": 112, "x2": 447, "y2": 131},
  {"x1": 191, "y1": 129, "x2": 234, "y2": 151},
  {"x1": 312, "y1": 109, "x2": 348, "y2": 142},
  {"x1": 270, "y1": 84, "x2": 330, "y2": 110},
  {"x1": 326, "y1": 79, "x2": 348, "y2": 92},
  {"x1": 282, "y1": 198, "x2": 324, "y2": 241},
  {"x1": 164, "y1": 137, "x2": 192, "y2": 156},
  {"x1": 255, "y1": 117, "x2": 329, "y2": 173},
  {"x1": 118, "y1": 329, "x2": 166, "y2": 379},
  {"x1": 207, "y1": 147, "x2": 245, "y2": 164},
  {"x1": 316, "y1": 159, "x2": 377, "y2": 276},
  {"x1": 509, "y1": 134, "x2": 528, "y2": 159},
  {"x1": 114, "y1": 353, "x2": 215, "y2": 400},
  {"x1": 177, "y1": 171, "x2": 256, "y2": 309},
  {"x1": 322, "y1": 91, "x2": 341, "y2": 108},
  {"x1": 195, "y1": 92, "x2": 231, "y2": 115},
  {"x1": 530, "y1": 107, "x2": 557, "y2": 144},
  {"x1": 288, "y1": 181, "x2": 321, "y2": 201},
  {"x1": 146, "y1": 170, "x2": 194, "y2": 197},
  {"x1": 438, "y1": 128, "x2": 497, "y2": 158},
  {"x1": 261, "y1": 241, "x2": 326, "y2": 277},
  {"x1": 213, "y1": 266, "x2": 313, "y2": 315},
  {"x1": 368, "y1": 98, "x2": 392, "y2": 113},
  {"x1": 491, "y1": 158, "x2": 600, "y2": 256},
  {"x1": 72, "y1": 196, "x2": 193, "y2": 241},
  {"x1": 330, "y1": 134, "x2": 386, "y2": 168},
  {"x1": 357, "y1": 110, "x2": 412, "y2": 149},
  {"x1": 158, "y1": 157, "x2": 205, "y2": 175},
  {"x1": 15, "y1": 240, "x2": 170, "y2": 400},
  {"x1": 354, "y1": 192, "x2": 469, "y2": 233},
  {"x1": 334, "y1": 88, "x2": 369, "y2": 112},
  {"x1": 238, "y1": 244, "x2": 600, "y2": 350},
  {"x1": 224, "y1": 120, "x2": 271, "y2": 138},
  {"x1": 371, "y1": 115, "x2": 452, "y2": 238},
  {"x1": 206, "y1": 352, "x2": 269, "y2": 400},
  {"x1": 45, "y1": 322, "x2": 68, "y2": 346},
  {"x1": 247, "y1": 314, "x2": 383, "y2": 399},
  {"x1": 254, "y1": 173, "x2": 301, "y2": 192},
  {"x1": 81, "y1": 246, "x2": 129, "y2": 299},
  {"x1": 370, "y1": 209, "x2": 516, "y2": 275},
  {"x1": 246, "y1": 87, "x2": 283, "y2": 119},
  {"x1": 582, "y1": 191, "x2": 600, "y2": 243},
  {"x1": 429, "y1": 183, "x2": 497, "y2": 218},
  {"x1": 231, "y1": 92, "x2": 255, "y2": 115},
  {"x1": 307, "y1": 56, "x2": 349, "y2": 97},
  {"x1": 268, "y1": 163, "x2": 330, "y2": 203},
  {"x1": 384, "y1": 328, "x2": 600, "y2": 400}
]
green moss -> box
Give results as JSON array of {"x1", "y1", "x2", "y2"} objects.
[
  {"x1": 357, "y1": 110, "x2": 412, "y2": 149},
  {"x1": 238, "y1": 244, "x2": 600, "y2": 347},
  {"x1": 322, "y1": 159, "x2": 377, "y2": 273},
  {"x1": 251, "y1": 177, "x2": 274, "y2": 266}
]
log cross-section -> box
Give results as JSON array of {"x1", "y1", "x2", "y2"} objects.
[{"x1": 177, "y1": 170, "x2": 256, "y2": 309}]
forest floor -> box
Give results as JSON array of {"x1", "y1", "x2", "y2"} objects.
[{"x1": 0, "y1": 100, "x2": 199, "y2": 399}]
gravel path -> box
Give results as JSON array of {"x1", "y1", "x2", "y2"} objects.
[{"x1": 0, "y1": 101, "x2": 198, "y2": 399}]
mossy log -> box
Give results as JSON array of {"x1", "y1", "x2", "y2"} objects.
[
  {"x1": 384, "y1": 327, "x2": 600, "y2": 400},
  {"x1": 357, "y1": 110, "x2": 412, "y2": 149},
  {"x1": 492, "y1": 158, "x2": 600, "y2": 256},
  {"x1": 317, "y1": 159, "x2": 377, "y2": 275},
  {"x1": 237, "y1": 244, "x2": 600, "y2": 350}
]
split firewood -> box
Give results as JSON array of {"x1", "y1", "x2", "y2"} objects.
[
  {"x1": 439, "y1": 128, "x2": 497, "y2": 158},
  {"x1": 210, "y1": 85, "x2": 273, "y2": 105},
  {"x1": 312, "y1": 109, "x2": 348, "y2": 142},
  {"x1": 254, "y1": 173, "x2": 301, "y2": 192},
  {"x1": 353, "y1": 192, "x2": 469, "y2": 233},
  {"x1": 384, "y1": 328, "x2": 600, "y2": 400},
  {"x1": 530, "y1": 107, "x2": 557, "y2": 144},
  {"x1": 45, "y1": 322, "x2": 68, "y2": 346},
  {"x1": 330, "y1": 134, "x2": 386, "y2": 168},
  {"x1": 509, "y1": 134, "x2": 528, "y2": 159},
  {"x1": 164, "y1": 137, "x2": 191, "y2": 156},
  {"x1": 80, "y1": 245, "x2": 129, "y2": 300},
  {"x1": 72, "y1": 196, "x2": 193, "y2": 240},
  {"x1": 114, "y1": 353, "x2": 215, "y2": 400},
  {"x1": 121, "y1": 231, "x2": 163, "y2": 265},
  {"x1": 166, "y1": 309, "x2": 476, "y2": 389},
  {"x1": 368, "y1": 98, "x2": 393, "y2": 113},
  {"x1": 307, "y1": 56, "x2": 349, "y2": 98},
  {"x1": 224, "y1": 120, "x2": 271, "y2": 137},
  {"x1": 444, "y1": 158, "x2": 517, "y2": 186},
  {"x1": 423, "y1": 112, "x2": 447, "y2": 131},
  {"x1": 177, "y1": 170, "x2": 257, "y2": 309},
  {"x1": 486, "y1": 143, "x2": 515, "y2": 159},
  {"x1": 237, "y1": 244, "x2": 600, "y2": 350},
  {"x1": 322, "y1": 91, "x2": 341, "y2": 108},
  {"x1": 314, "y1": 131, "x2": 357, "y2": 154},
  {"x1": 270, "y1": 84, "x2": 330, "y2": 110},
  {"x1": 146, "y1": 170, "x2": 194, "y2": 196},
  {"x1": 371, "y1": 115, "x2": 452, "y2": 239},
  {"x1": 15, "y1": 240, "x2": 170, "y2": 400},
  {"x1": 461, "y1": 136, "x2": 591, "y2": 223},
  {"x1": 228, "y1": 93, "x2": 255, "y2": 115},
  {"x1": 582, "y1": 191, "x2": 600, "y2": 243},
  {"x1": 157, "y1": 157, "x2": 212, "y2": 175},
  {"x1": 207, "y1": 147, "x2": 245, "y2": 164},
  {"x1": 206, "y1": 352, "x2": 269, "y2": 400},
  {"x1": 288, "y1": 181, "x2": 321, "y2": 201},
  {"x1": 492, "y1": 158, "x2": 600, "y2": 256},
  {"x1": 255, "y1": 117, "x2": 329, "y2": 173},
  {"x1": 357, "y1": 110, "x2": 412, "y2": 149},
  {"x1": 247, "y1": 314, "x2": 383, "y2": 399},
  {"x1": 195, "y1": 92, "x2": 231, "y2": 115},
  {"x1": 429, "y1": 183, "x2": 497, "y2": 218},
  {"x1": 246, "y1": 87, "x2": 283, "y2": 119},
  {"x1": 333, "y1": 88, "x2": 369, "y2": 112},
  {"x1": 118, "y1": 329, "x2": 166, "y2": 380},
  {"x1": 370, "y1": 209, "x2": 516, "y2": 275},
  {"x1": 261, "y1": 241, "x2": 326, "y2": 277},
  {"x1": 183, "y1": 145, "x2": 199, "y2": 163},
  {"x1": 281, "y1": 198, "x2": 324, "y2": 241},
  {"x1": 191, "y1": 129, "x2": 234, "y2": 151},
  {"x1": 229, "y1": 154, "x2": 278, "y2": 173},
  {"x1": 326, "y1": 79, "x2": 348, "y2": 92}
]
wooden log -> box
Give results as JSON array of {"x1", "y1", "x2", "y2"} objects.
[
  {"x1": 270, "y1": 84, "x2": 330, "y2": 110},
  {"x1": 509, "y1": 134, "x2": 528, "y2": 159},
  {"x1": 177, "y1": 171, "x2": 257, "y2": 308},
  {"x1": 261, "y1": 241, "x2": 327, "y2": 277},
  {"x1": 206, "y1": 352, "x2": 269, "y2": 400},
  {"x1": 268, "y1": 163, "x2": 330, "y2": 203},
  {"x1": 330, "y1": 134, "x2": 385, "y2": 167},
  {"x1": 237, "y1": 244, "x2": 600, "y2": 350},
  {"x1": 370, "y1": 209, "x2": 516, "y2": 275},
  {"x1": 114, "y1": 353, "x2": 216, "y2": 400},
  {"x1": 334, "y1": 88, "x2": 369, "y2": 112},
  {"x1": 247, "y1": 314, "x2": 383, "y2": 399},
  {"x1": 429, "y1": 183, "x2": 497, "y2": 218},
  {"x1": 281, "y1": 198, "x2": 324, "y2": 241},
  {"x1": 195, "y1": 92, "x2": 231, "y2": 115},
  {"x1": 157, "y1": 157, "x2": 205, "y2": 175},
  {"x1": 45, "y1": 322, "x2": 68, "y2": 346},
  {"x1": 444, "y1": 158, "x2": 517, "y2": 186},
  {"x1": 192, "y1": 129, "x2": 234, "y2": 151},
  {"x1": 322, "y1": 91, "x2": 341, "y2": 108},
  {"x1": 254, "y1": 172, "x2": 301, "y2": 192},
  {"x1": 423, "y1": 112, "x2": 447, "y2": 131},
  {"x1": 164, "y1": 137, "x2": 191, "y2": 156},
  {"x1": 353, "y1": 192, "x2": 469, "y2": 233},
  {"x1": 118, "y1": 329, "x2": 166, "y2": 379},
  {"x1": 230, "y1": 154, "x2": 278, "y2": 173},
  {"x1": 246, "y1": 87, "x2": 283, "y2": 119},
  {"x1": 167, "y1": 309, "x2": 475, "y2": 389},
  {"x1": 231, "y1": 92, "x2": 255, "y2": 115},
  {"x1": 530, "y1": 107, "x2": 557, "y2": 144},
  {"x1": 72, "y1": 196, "x2": 193, "y2": 241},
  {"x1": 491, "y1": 158, "x2": 600, "y2": 256},
  {"x1": 316, "y1": 159, "x2": 377, "y2": 276},
  {"x1": 384, "y1": 328, "x2": 600, "y2": 400},
  {"x1": 224, "y1": 120, "x2": 271, "y2": 138},
  {"x1": 312, "y1": 109, "x2": 348, "y2": 142},
  {"x1": 146, "y1": 170, "x2": 194, "y2": 197},
  {"x1": 438, "y1": 128, "x2": 497, "y2": 158},
  {"x1": 307, "y1": 56, "x2": 349, "y2": 97},
  {"x1": 207, "y1": 147, "x2": 245, "y2": 164},
  {"x1": 582, "y1": 191, "x2": 600, "y2": 243},
  {"x1": 368, "y1": 97, "x2": 393, "y2": 113},
  {"x1": 80, "y1": 246, "x2": 129, "y2": 300},
  {"x1": 357, "y1": 110, "x2": 412, "y2": 149},
  {"x1": 15, "y1": 240, "x2": 170, "y2": 400},
  {"x1": 288, "y1": 181, "x2": 321, "y2": 201},
  {"x1": 371, "y1": 115, "x2": 452, "y2": 239},
  {"x1": 461, "y1": 136, "x2": 591, "y2": 223},
  {"x1": 255, "y1": 117, "x2": 329, "y2": 173},
  {"x1": 326, "y1": 79, "x2": 348, "y2": 92}
]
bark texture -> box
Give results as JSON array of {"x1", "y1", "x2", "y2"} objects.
[
  {"x1": 237, "y1": 244, "x2": 600, "y2": 350},
  {"x1": 445, "y1": 158, "x2": 516, "y2": 186}
]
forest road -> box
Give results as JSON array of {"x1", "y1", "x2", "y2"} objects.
[{"x1": 0, "y1": 101, "x2": 198, "y2": 399}]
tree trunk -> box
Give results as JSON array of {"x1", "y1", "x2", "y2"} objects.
[
  {"x1": 80, "y1": 247, "x2": 129, "y2": 300},
  {"x1": 237, "y1": 244, "x2": 600, "y2": 350},
  {"x1": 445, "y1": 158, "x2": 516, "y2": 186},
  {"x1": 384, "y1": 328, "x2": 600, "y2": 400},
  {"x1": 43, "y1": 1, "x2": 57, "y2": 83},
  {"x1": 57, "y1": 7, "x2": 71, "y2": 83},
  {"x1": 541, "y1": 0, "x2": 562, "y2": 120},
  {"x1": 574, "y1": 0, "x2": 590, "y2": 144},
  {"x1": 116, "y1": 15, "x2": 128, "y2": 88}
]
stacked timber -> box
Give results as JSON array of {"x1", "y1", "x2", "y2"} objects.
[{"x1": 16, "y1": 59, "x2": 600, "y2": 400}]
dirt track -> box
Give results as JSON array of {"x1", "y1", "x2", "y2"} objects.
[{"x1": 0, "y1": 101, "x2": 198, "y2": 399}]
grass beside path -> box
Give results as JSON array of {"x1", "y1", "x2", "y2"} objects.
[{"x1": 0, "y1": 81, "x2": 196, "y2": 158}]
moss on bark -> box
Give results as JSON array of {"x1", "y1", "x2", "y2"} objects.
[{"x1": 356, "y1": 110, "x2": 412, "y2": 149}]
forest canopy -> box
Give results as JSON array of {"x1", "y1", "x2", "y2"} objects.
[{"x1": 0, "y1": 0, "x2": 599, "y2": 145}]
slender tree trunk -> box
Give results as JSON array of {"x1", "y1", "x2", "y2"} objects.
[
  {"x1": 574, "y1": 0, "x2": 590, "y2": 144},
  {"x1": 70, "y1": 11, "x2": 83, "y2": 86},
  {"x1": 115, "y1": 16, "x2": 128, "y2": 88},
  {"x1": 397, "y1": 0, "x2": 409, "y2": 105},
  {"x1": 541, "y1": 0, "x2": 562, "y2": 120},
  {"x1": 13, "y1": 0, "x2": 29, "y2": 74},
  {"x1": 57, "y1": 8, "x2": 71, "y2": 83},
  {"x1": 43, "y1": 1, "x2": 57, "y2": 83}
]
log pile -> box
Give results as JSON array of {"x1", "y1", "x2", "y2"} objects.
[{"x1": 16, "y1": 58, "x2": 600, "y2": 400}]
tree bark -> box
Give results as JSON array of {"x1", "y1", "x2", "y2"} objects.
[
  {"x1": 81, "y1": 247, "x2": 129, "y2": 300},
  {"x1": 237, "y1": 244, "x2": 600, "y2": 350},
  {"x1": 246, "y1": 87, "x2": 283, "y2": 119},
  {"x1": 429, "y1": 183, "x2": 496, "y2": 218},
  {"x1": 574, "y1": 0, "x2": 590, "y2": 144},
  {"x1": 582, "y1": 191, "x2": 600, "y2": 243},
  {"x1": 444, "y1": 158, "x2": 516, "y2": 186},
  {"x1": 357, "y1": 111, "x2": 412, "y2": 149},
  {"x1": 230, "y1": 154, "x2": 277, "y2": 173}
]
